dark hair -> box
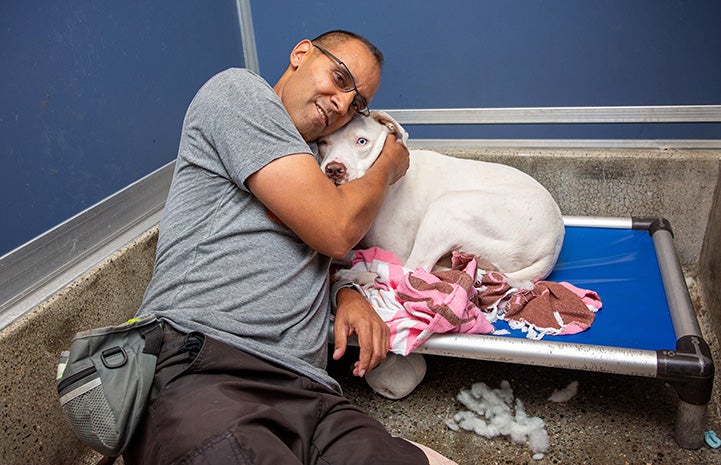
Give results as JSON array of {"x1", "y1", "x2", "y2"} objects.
[{"x1": 311, "y1": 30, "x2": 384, "y2": 68}]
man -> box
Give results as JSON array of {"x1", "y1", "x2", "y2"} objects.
[{"x1": 125, "y1": 30, "x2": 456, "y2": 464}]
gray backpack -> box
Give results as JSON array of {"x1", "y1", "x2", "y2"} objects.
[{"x1": 56, "y1": 315, "x2": 163, "y2": 458}]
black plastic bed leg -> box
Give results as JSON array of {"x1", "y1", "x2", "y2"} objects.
[
  {"x1": 675, "y1": 401, "x2": 708, "y2": 450},
  {"x1": 657, "y1": 335, "x2": 715, "y2": 449}
]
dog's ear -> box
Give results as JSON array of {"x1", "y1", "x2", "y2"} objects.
[{"x1": 370, "y1": 110, "x2": 409, "y2": 147}]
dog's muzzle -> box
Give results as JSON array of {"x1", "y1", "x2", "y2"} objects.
[{"x1": 325, "y1": 162, "x2": 347, "y2": 185}]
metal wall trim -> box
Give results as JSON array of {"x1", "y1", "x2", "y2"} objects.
[
  {"x1": 236, "y1": 0, "x2": 259, "y2": 73},
  {"x1": 0, "y1": 162, "x2": 175, "y2": 331},
  {"x1": 407, "y1": 138, "x2": 721, "y2": 150},
  {"x1": 383, "y1": 105, "x2": 721, "y2": 125}
]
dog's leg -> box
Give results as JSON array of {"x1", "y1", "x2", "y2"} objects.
[
  {"x1": 500, "y1": 255, "x2": 558, "y2": 283},
  {"x1": 403, "y1": 192, "x2": 480, "y2": 271},
  {"x1": 405, "y1": 190, "x2": 563, "y2": 281}
]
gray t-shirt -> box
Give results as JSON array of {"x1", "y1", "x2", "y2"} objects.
[{"x1": 138, "y1": 68, "x2": 338, "y2": 391}]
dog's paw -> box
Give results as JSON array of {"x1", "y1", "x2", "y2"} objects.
[{"x1": 364, "y1": 352, "x2": 426, "y2": 399}]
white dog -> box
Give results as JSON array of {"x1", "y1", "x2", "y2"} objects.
[
  {"x1": 318, "y1": 111, "x2": 565, "y2": 400},
  {"x1": 318, "y1": 111, "x2": 564, "y2": 283}
]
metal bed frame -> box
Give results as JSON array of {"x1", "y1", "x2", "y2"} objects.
[{"x1": 406, "y1": 215, "x2": 714, "y2": 449}]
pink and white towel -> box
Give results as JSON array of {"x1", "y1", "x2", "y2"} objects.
[{"x1": 333, "y1": 247, "x2": 602, "y2": 356}]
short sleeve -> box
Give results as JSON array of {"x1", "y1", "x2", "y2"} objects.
[{"x1": 181, "y1": 68, "x2": 312, "y2": 190}]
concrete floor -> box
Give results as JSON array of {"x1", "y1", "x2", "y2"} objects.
[{"x1": 329, "y1": 352, "x2": 720, "y2": 465}]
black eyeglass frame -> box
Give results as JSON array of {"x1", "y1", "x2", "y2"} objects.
[{"x1": 312, "y1": 43, "x2": 371, "y2": 117}]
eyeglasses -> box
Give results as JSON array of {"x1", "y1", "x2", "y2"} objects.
[{"x1": 312, "y1": 43, "x2": 370, "y2": 117}]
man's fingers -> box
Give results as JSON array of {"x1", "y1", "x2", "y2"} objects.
[
  {"x1": 381, "y1": 133, "x2": 410, "y2": 184},
  {"x1": 333, "y1": 319, "x2": 349, "y2": 361},
  {"x1": 370, "y1": 323, "x2": 390, "y2": 370},
  {"x1": 353, "y1": 320, "x2": 372, "y2": 377},
  {"x1": 354, "y1": 321, "x2": 389, "y2": 377}
]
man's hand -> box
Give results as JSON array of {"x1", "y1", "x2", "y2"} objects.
[
  {"x1": 374, "y1": 133, "x2": 410, "y2": 185},
  {"x1": 333, "y1": 287, "x2": 390, "y2": 377}
]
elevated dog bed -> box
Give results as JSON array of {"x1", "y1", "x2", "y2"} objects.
[
  {"x1": 414, "y1": 216, "x2": 714, "y2": 449},
  {"x1": 338, "y1": 216, "x2": 714, "y2": 449}
]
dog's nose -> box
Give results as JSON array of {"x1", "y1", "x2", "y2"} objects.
[{"x1": 325, "y1": 162, "x2": 346, "y2": 181}]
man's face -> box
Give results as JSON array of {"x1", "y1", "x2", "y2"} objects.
[{"x1": 276, "y1": 39, "x2": 381, "y2": 142}]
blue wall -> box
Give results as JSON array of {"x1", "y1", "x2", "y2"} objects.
[
  {"x1": 252, "y1": 0, "x2": 721, "y2": 139},
  {"x1": 0, "y1": 1, "x2": 244, "y2": 255},
  {"x1": 2, "y1": 0, "x2": 720, "y2": 256}
]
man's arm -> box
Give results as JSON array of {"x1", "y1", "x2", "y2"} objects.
[
  {"x1": 246, "y1": 133, "x2": 408, "y2": 259},
  {"x1": 246, "y1": 133, "x2": 407, "y2": 375}
]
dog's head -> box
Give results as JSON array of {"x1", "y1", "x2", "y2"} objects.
[{"x1": 317, "y1": 110, "x2": 408, "y2": 185}]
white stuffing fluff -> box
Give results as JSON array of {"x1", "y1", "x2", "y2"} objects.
[
  {"x1": 547, "y1": 380, "x2": 579, "y2": 403},
  {"x1": 446, "y1": 381, "x2": 550, "y2": 458}
]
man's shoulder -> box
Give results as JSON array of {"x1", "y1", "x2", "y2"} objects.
[
  {"x1": 190, "y1": 68, "x2": 278, "y2": 116},
  {"x1": 209, "y1": 67, "x2": 269, "y2": 89}
]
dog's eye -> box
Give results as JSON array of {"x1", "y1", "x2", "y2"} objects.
[{"x1": 357, "y1": 137, "x2": 368, "y2": 146}]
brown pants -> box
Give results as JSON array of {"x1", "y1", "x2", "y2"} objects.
[{"x1": 123, "y1": 327, "x2": 429, "y2": 465}]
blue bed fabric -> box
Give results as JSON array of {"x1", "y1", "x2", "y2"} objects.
[{"x1": 495, "y1": 226, "x2": 677, "y2": 351}]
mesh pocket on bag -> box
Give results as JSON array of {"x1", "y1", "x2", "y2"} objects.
[{"x1": 60, "y1": 378, "x2": 120, "y2": 453}]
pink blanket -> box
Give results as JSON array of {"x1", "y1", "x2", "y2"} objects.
[{"x1": 334, "y1": 247, "x2": 602, "y2": 355}]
